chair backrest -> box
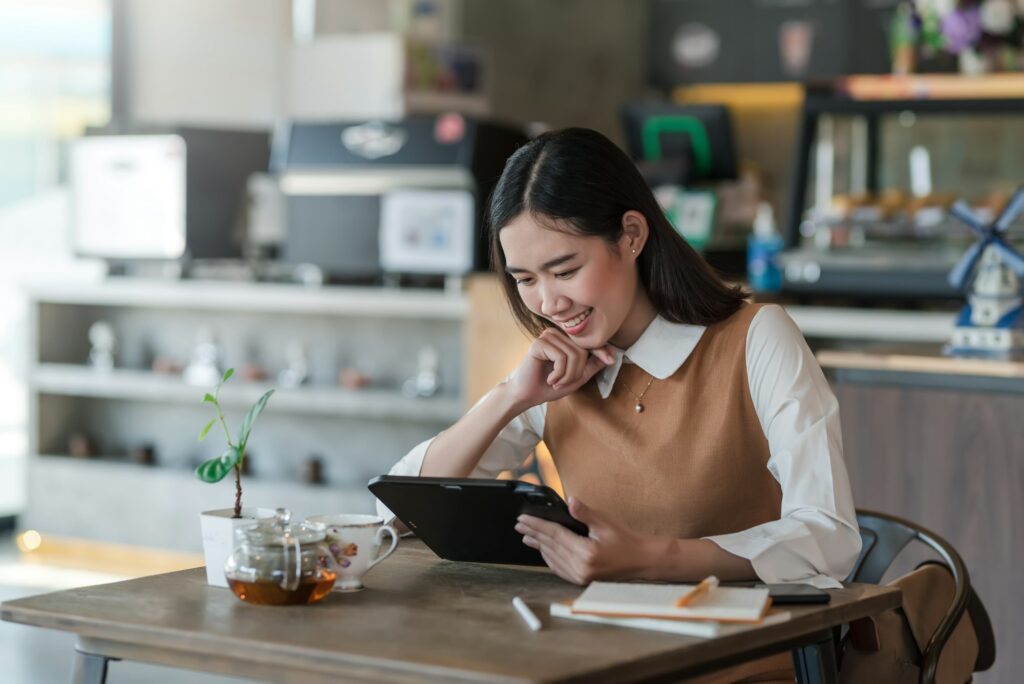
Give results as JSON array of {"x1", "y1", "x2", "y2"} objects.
[{"x1": 846, "y1": 509, "x2": 995, "y2": 683}]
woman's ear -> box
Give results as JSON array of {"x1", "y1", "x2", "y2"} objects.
[{"x1": 620, "y1": 210, "x2": 649, "y2": 258}]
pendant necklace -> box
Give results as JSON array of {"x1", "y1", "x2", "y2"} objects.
[{"x1": 621, "y1": 373, "x2": 656, "y2": 413}]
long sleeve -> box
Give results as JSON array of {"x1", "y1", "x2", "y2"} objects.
[
  {"x1": 374, "y1": 389, "x2": 547, "y2": 521},
  {"x1": 704, "y1": 305, "x2": 862, "y2": 589}
]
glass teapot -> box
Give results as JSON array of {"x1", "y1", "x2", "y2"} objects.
[{"x1": 224, "y1": 508, "x2": 336, "y2": 605}]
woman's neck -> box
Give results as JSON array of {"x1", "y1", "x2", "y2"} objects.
[{"x1": 609, "y1": 292, "x2": 658, "y2": 349}]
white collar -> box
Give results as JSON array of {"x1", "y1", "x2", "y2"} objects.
[{"x1": 595, "y1": 315, "x2": 706, "y2": 399}]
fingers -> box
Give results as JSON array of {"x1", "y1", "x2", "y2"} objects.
[
  {"x1": 517, "y1": 504, "x2": 634, "y2": 585},
  {"x1": 593, "y1": 344, "x2": 617, "y2": 365},
  {"x1": 516, "y1": 514, "x2": 577, "y2": 547},
  {"x1": 535, "y1": 329, "x2": 614, "y2": 391},
  {"x1": 580, "y1": 355, "x2": 609, "y2": 385},
  {"x1": 521, "y1": 535, "x2": 580, "y2": 583},
  {"x1": 535, "y1": 330, "x2": 586, "y2": 389},
  {"x1": 535, "y1": 538, "x2": 594, "y2": 585},
  {"x1": 516, "y1": 514, "x2": 591, "y2": 576},
  {"x1": 544, "y1": 332, "x2": 584, "y2": 388},
  {"x1": 519, "y1": 528, "x2": 592, "y2": 585},
  {"x1": 545, "y1": 345, "x2": 567, "y2": 387}
]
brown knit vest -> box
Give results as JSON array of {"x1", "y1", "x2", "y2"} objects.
[{"x1": 543, "y1": 303, "x2": 782, "y2": 539}]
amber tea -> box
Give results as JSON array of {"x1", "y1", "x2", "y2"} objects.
[{"x1": 228, "y1": 571, "x2": 336, "y2": 606}]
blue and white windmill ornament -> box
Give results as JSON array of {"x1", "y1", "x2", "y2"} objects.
[{"x1": 945, "y1": 187, "x2": 1024, "y2": 357}]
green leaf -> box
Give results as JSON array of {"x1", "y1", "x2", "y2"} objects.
[
  {"x1": 221, "y1": 368, "x2": 235, "y2": 383},
  {"x1": 237, "y1": 389, "x2": 274, "y2": 449},
  {"x1": 201, "y1": 393, "x2": 216, "y2": 404},
  {"x1": 195, "y1": 446, "x2": 240, "y2": 483},
  {"x1": 198, "y1": 418, "x2": 216, "y2": 441}
]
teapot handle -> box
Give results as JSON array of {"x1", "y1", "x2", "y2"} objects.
[{"x1": 280, "y1": 534, "x2": 301, "y2": 592}]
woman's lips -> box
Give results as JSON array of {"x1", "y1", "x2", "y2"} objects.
[{"x1": 561, "y1": 308, "x2": 592, "y2": 336}]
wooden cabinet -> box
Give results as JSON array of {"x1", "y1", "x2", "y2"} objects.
[{"x1": 822, "y1": 350, "x2": 1023, "y2": 684}]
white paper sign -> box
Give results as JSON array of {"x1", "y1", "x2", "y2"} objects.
[
  {"x1": 380, "y1": 189, "x2": 474, "y2": 274},
  {"x1": 70, "y1": 135, "x2": 187, "y2": 259}
]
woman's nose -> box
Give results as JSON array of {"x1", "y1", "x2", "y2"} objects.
[{"x1": 539, "y1": 282, "x2": 568, "y2": 317}]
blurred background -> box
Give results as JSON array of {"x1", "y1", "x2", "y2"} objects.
[{"x1": 1, "y1": 1, "x2": 1023, "y2": 681}]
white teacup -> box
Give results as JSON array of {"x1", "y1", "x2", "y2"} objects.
[{"x1": 306, "y1": 514, "x2": 398, "y2": 591}]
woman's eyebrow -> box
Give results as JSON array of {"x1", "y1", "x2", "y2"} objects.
[{"x1": 505, "y1": 253, "x2": 578, "y2": 274}]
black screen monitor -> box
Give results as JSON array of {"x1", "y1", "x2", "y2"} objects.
[{"x1": 621, "y1": 103, "x2": 738, "y2": 187}]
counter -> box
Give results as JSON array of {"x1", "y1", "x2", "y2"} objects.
[
  {"x1": 818, "y1": 344, "x2": 1021, "y2": 683},
  {"x1": 818, "y1": 344, "x2": 1024, "y2": 393}
]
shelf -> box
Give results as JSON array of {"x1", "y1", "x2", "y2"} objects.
[
  {"x1": 24, "y1": 278, "x2": 468, "y2": 319},
  {"x1": 782, "y1": 305, "x2": 955, "y2": 343},
  {"x1": 33, "y1": 364, "x2": 464, "y2": 423},
  {"x1": 24, "y1": 456, "x2": 378, "y2": 552},
  {"x1": 839, "y1": 74, "x2": 1024, "y2": 102}
]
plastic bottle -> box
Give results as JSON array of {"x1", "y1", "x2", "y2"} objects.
[{"x1": 747, "y1": 202, "x2": 784, "y2": 293}]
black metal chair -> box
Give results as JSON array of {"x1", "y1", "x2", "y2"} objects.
[{"x1": 845, "y1": 509, "x2": 996, "y2": 684}]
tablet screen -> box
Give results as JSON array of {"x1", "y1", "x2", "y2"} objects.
[{"x1": 368, "y1": 475, "x2": 587, "y2": 566}]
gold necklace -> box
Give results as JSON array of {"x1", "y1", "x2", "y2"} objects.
[{"x1": 620, "y1": 373, "x2": 655, "y2": 413}]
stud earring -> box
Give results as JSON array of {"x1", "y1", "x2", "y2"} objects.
[{"x1": 631, "y1": 248, "x2": 637, "y2": 255}]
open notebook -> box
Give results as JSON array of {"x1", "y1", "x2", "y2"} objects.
[{"x1": 570, "y1": 581, "x2": 771, "y2": 623}]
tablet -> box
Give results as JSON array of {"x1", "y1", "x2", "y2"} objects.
[{"x1": 367, "y1": 475, "x2": 588, "y2": 566}]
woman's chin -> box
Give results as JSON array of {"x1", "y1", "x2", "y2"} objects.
[{"x1": 571, "y1": 329, "x2": 611, "y2": 350}]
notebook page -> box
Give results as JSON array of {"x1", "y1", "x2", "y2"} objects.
[{"x1": 572, "y1": 582, "x2": 770, "y2": 622}]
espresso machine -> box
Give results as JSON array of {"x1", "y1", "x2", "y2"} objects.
[{"x1": 271, "y1": 115, "x2": 526, "y2": 283}]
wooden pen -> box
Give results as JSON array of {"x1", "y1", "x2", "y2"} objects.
[{"x1": 676, "y1": 575, "x2": 720, "y2": 607}]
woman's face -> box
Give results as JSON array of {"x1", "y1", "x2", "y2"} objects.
[{"x1": 499, "y1": 212, "x2": 653, "y2": 349}]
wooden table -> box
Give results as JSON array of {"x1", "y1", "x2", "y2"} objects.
[{"x1": 1, "y1": 541, "x2": 900, "y2": 684}]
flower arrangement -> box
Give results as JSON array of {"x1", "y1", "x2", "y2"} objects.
[{"x1": 893, "y1": 0, "x2": 1024, "y2": 73}]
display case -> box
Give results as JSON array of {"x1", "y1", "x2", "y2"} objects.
[{"x1": 781, "y1": 76, "x2": 1024, "y2": 300}]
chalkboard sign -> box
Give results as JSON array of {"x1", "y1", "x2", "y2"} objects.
[{"x1": 648, "y1": 0, "x2": 898, "y2": 87}]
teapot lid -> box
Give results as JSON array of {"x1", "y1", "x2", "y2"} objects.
[{"x1": 239, "y1": 508, "x2": 325, "y2": 546}]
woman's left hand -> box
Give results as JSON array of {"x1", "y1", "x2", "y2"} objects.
[{"x1": 515, "y1": 497, "x2": 655, "y2": 585}]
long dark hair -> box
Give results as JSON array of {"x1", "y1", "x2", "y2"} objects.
[{"x1": 487, "y1": 127, "x2": 746, "y2": 337}]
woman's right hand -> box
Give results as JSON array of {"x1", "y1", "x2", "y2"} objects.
[{"x1": 505, "y1": 328, "x2": 616, "y2": 408}]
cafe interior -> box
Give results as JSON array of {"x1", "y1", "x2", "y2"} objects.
[{"x1": 0, "y1": 0, "x2": 1021, "y2": 682}]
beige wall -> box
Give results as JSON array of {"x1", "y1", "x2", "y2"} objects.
[
  {"x1": 127, "y1": 0, "x2": 289, "y2": 128},
  {"x1": 124, "y1": 0, "x2": 652, "y2": 139},
  {"x1": 462, "y1": 0, "x2": 652, "y2": 143}
]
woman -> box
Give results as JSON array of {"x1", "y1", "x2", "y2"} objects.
[{"x1": 377, "y1": 127, "x2": 861, "y2": 593}]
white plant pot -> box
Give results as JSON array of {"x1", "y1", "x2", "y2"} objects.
[{"x1": 199, "y1": 507, "x2": 276, "y2": 587}]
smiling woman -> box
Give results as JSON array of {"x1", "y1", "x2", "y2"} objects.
[
  {"x1": 489, "y1": 128, "x2": 746, "y2": 343},
  {"x1": 375, "y1": 129, "x2": 862, "y2": 681}
]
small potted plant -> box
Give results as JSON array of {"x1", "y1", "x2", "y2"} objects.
[{"x1": 196, "y1": 368, "x2": 276, "y2": 587}]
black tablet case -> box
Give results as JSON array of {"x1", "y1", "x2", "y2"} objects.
[{"x1": 368, "y1": 475, "x2": 588, "y2": 566}]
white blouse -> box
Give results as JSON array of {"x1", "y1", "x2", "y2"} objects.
[{"x1": 377, "y1": 304, "x2": 862, "y2": 588}]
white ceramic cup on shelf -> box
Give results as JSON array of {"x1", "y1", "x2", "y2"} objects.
[{"x1": 305, "y1": 514, "x2": 399, "y2": 591}]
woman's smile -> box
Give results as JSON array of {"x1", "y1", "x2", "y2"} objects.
[{"x1": 557, "y1": 308, "x2": 593, "y2": 335}]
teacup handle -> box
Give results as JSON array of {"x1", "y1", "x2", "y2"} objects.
[{"x1": 368, "y1": 524, "x2": 399, "y2": 570}]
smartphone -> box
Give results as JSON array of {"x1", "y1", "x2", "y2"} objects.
[
  {"x1": 722, "y1": 581, "x2": 830, "y2": 604},
  {"x1": 765, "y1": 583, "x2": 831, "y2": 605}
]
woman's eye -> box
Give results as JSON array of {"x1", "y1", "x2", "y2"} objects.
[
  {"x1": 554, "y1": 268, "x2": 579, "y2": 279},
  {"x1": 515, "y1": 277, "x2": 534, "y2": 286}
]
